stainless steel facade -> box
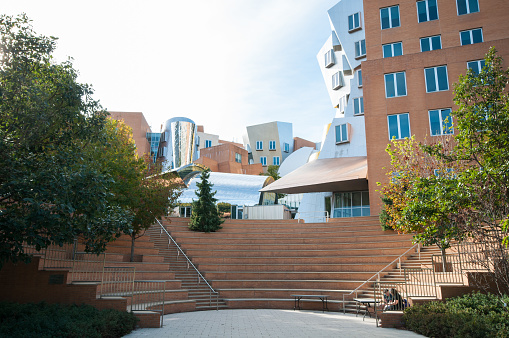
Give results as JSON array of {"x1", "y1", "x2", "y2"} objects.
[{"x1": 157, "y1": 117, "x2": 197, "y2": 172}]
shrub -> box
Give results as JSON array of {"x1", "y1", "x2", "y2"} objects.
[
  {"x1": 403, "y1": 293, "x2": 509, "y2": 337},
  {"x1": 0, "y1": 302, "x2": 138, "y2": 338}
]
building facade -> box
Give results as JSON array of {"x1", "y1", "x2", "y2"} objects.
[
  {"x1": 156, "y1": 117, "x2": 198, "y2": 172},
  {"x1": 108, "y1": 111, "x2": 152, "y2": 158}
]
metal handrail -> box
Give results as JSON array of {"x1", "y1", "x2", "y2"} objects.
[
  {"x1": 296, "y1": 211, "x2": 329, "y2": 223},
  {"x1": 342, "y1": 242, "x2": 420, "y2": 313},
  {"x1": 154, "y1": 218, "x2": 219, "y2": 309}
]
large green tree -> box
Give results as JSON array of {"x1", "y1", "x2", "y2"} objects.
[
  {"x1": 188, "y1": 169, "x2": 223, "y2": 232},
  {"x1": 0, "y1": 15, "x2": 133, "y2": 267},
  {"x1": 379, "y1": 47, "x2": 509, "y2": 291}
]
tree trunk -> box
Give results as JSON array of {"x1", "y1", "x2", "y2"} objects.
[
  {"x1": 441, "y1": 247, "x2": 447, "y2": 273},
  {"x1": 130, "y1": 234, "x2": 136, "y2": 262}
]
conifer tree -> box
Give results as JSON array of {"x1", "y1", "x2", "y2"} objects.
[{"x1": 189, "y1": 169, "x2": 223, "y2": 232}]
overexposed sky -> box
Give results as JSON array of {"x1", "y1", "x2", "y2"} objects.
[{"x1": 3, "y1": 0, "x2": 338, "y2": 143}]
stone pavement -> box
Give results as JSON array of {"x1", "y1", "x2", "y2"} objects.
[{"x1": 124, "y1": 309, "x2": 423, "y2": 337}]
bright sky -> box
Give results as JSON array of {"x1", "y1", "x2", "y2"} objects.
[{"x1": 3, "y1": 0, "x2": 338, "y2": 144}]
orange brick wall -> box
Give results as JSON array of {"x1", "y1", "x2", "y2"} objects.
[
  {"x1": 108, "y1": 111, "x2": 152, "y2": 157},
  {"x1": 362, "y1": 0, "x2": 509, "y2": 214}
]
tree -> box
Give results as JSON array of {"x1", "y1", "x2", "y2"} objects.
[
  {"x1": 261, "y1": 165, "x2": 281, "y2": 181},
  {"x1": 379, "y1": 47, "x2": 509, "y2": 292},
  {"x1": 0, "y1": 15, "x2": 133, "y2": 268},
  {"x1": 188, "y1": 169, "x2": 223, "y2": 232}
]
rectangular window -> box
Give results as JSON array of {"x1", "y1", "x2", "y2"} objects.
[
  {"x1": 332, "y1": 71, "x2": 345, "y2": 90},
  {"x1": 355, "y1": 39, "x2": 366, "y2": 58},
  {"x1": 388, "y1": 113, "x2": 410, "y2": 140},
  {"x1": 260, "y1": 156, "x2": 267, "y2": 166},
  {"x1": 335, "y1": 123, "x2": 349, "y2": 144},
  {"x1": 348, "y1": 12, "x2": 362, "y2": 32},
  {"x1": 235, "y1": 153, "x2": 242, "y2": 163},
  {"x1": 380, "y1": 5, "x2": 400, "y2": 30},
  {"x1": 420, "y1": 35, "x2": 442, "y2": 52},
  {"x1": 384, "y1": 72, "x2": 407, "y2": 98},
  {"x1": 425, "y1": 65, "x2": 449, "y2": 92},
  {"x1": 283, "y1": 142, "x2": 290, "y2": 153},
  {"x1": 272, "y1": 156, "x2": 280, "y2": 166},
  {"x1": 325, "y1": 49, "x2": 335, "y2": 68},
  {"x1": 460, "y1": 28, "x2": 483, "y2": 45},
  {"x1": 457, "y1": 0, "x2": 479, "y2": 15},
  {"x1": 429, "y1": 108, "x2": 453, "y2": 136},
  {"x1": 417, "y1": 0, "x2": 439, "y2": 23},
  {"x1": 256, "y1": 141, "x2": 263, "y2": 150},
  {"x1": 383, "y1": 42, "x2": 403, "y2": 58},
  {"x1": 467, "y1": 59, "x2": 486, "y2": 75},
  {"x1": 357, "y1": 69, "x2": 362, "y2": 87},
  {"x1": 269, "y1": 140, "x2": 276, "y2": 150},
  {"x1": 205, "y1": 140, "x2": 212, "y2": 148},
  {"x1": 353, "y1": 97, "x2": 364, "y2": 115},
  {"x1": 333, "y1": 191, "x2": 370, "y2": 218}
]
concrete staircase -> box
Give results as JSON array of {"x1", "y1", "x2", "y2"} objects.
[{"x1": 160, "y1": 216, "x2": 420, "y2": 312}]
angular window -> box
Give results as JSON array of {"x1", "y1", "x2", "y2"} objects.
[
  {"x1": 460, "y1": 28, "x2": 483, "y2": 45},
  {"x1": 256, "y1": 141, "x2": 263, "y2": 150},
  {"x1": 425, "y1": 65, "x2": 449, "y2": 92},
  {"x1": 205, "y1": 140, "x2": 212, "y2": 148},
  {"x1": 354, "y1": 39, "x2": 366, "y2": 58},
  {"x1": 283, "y1": 142, "x2": 290, "y2": 153},
  {"x1": 417, "y1": 0, "x2": 439, "y2": 23},
  {"x1": 429, "y1": 108, "x2": 453, "y2": 136},
  {"x1": 272, "y1": 156, "x2": 280, "y2": 166},
  {"x1": 335, "y1": 123, "x2": 349, "y2": 144},
  {"x1": 383, "y1": 42, "x2": 403, "y2": 58},
  {"x1": 260, "y1": 156, "x2": 267, "y2": 166},
  {"x1": 353, "y1": 97, "x2": 364, "y2": 115},
  {"x1": 332, "y1": 71, "x2": 345, "y2": 90},
  {"x1": 384, "y1": 72, "x2": 407, "y2": 98},
  {"x1": 467, "y1": 59, "x2": 486, "y2": 75},
  {"x1": 269, "y1": 140, "x2": 276, "y2": 150},
  {"x1": 357, "y1": 69, "x2": 362, "y2": 87},
  {"x1": 380, "y1": 5, "x2": 400, "y2": 30},
  {"x1": 325, "y1": 49, "x2": 335, "y2": 68},
  {"x1": 388, "y1": 113, "x2": 411, "y2": 140},
  {"x1": 348, "y1": 12, "x2": 362, "y2": 32},
  {"x1": 420, "y1": 35, "x2": 442, "y2": 52},
  {"x1": 235, "y1": 153, "x2": 242, "y2": 163},
  {"x1": 457, "y1": 0, "x2": 479, "y2": 15}
]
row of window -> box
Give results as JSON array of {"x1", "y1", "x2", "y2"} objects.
[
  {"x1": 385, "y1": 59, "x2": 484, "y2": 98},
  {"x1": 255, "y1": 141, "x2": 290, "y2": 152},
  {"x1": 260, "y1": 156, "x2": 280, "y2": 166},
  {"x1": 388, "y1": 109, "x2": 453, "y2": 141},
  {"x1": 383, "y1": 28, "x2": 483, "y2": 59},
  {"x1": 331, "y1": 68, "x2": 362, "y2": 92},
  {"x1": 381, "y1": 0, "x2": 479, "y2": 30}
]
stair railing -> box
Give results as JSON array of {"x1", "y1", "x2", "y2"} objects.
[
  {"x1": 342, "y1": 242, "x2": 420, "y2": 314},
  {"x1": 154, "y1": 218, "x2": 219, "y2": 310}
]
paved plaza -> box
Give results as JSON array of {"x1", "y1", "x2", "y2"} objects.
[{"x1": 125, "y1": 309, "x2": 423, "y2": 337}]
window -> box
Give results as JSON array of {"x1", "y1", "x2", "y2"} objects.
[
  {"x1": 357, "y1": 69, "x2": 362, "y2": 87},
  {"x1": 256, "y1": 141, "x2": 263, "y2": 150},
  {"x1": 336, "y1": 95, "x2": 348, "y2": 113},
  {"x1": 333, "y1": 191, "x2": 370, "y2": 217},
  {"x1": 260, "y1": 156, "x2": 267, "y2": 166},
  {"x1": 420, "y1": 35, "x2": 442, "y2": 52},
  {"x1": 384, "y1": 72, "x2": 407, "y2": 98},
  {"x1": 335, "y1": 123, "x2": 349, "y2": 144},
  {"x1": 429, "y1": 108, "x2": 453, "y2": 136},
  {"x1": 380, "y1": 5, "x2": 400, "y2": 30},
  {"x1": 205, "y1": 140, "x2": 212, "y2": 148},
  {"x1": 425, "y1": 65, "x2": 449, "y2": 92},
  {"x1": 353, "y1": 97, "x2": 364, "y2": 115},
  {"x1": 457, "y1": 0, "x2": 479, "y2": 15},
  {"x1": 332, "y1": 71, "x2": 345, "y2": 90},
  {"x1": 383, "y1": 42, "x2": 403, "y2": 58},
  {"x1": 235, "y1": 153, "x2": 242, "y2": 163},
  {"x1": 348, "y1": 12, "x2": 362, "y2": 32},
  {"x1": 387, "y1": 113, "x2": 410, "y2": 140},
  {"x1": 283, "y1": 142, "x2": 290, "y2": 153},
  {"x1": 460, "y1": 28, "x2": 483, "y2": 45},
  {"x1": 355, "y1": 39, "x2": 366, "y2": 58},
  {"x1": 272, "y1": 156, "x2": 280, "y2": 166},
  {"x1": 325, "y1": 49, "x2": 335, "y2": 68},
  {"x1": 269, "y1": 140, "x2": 276, "y2": 150},
  {"x1": 467, "y1": 59, "x2": 486, "y2": 75},
  {"x1": 417, "y1": 0, "x2": 438, "y2": 23}
]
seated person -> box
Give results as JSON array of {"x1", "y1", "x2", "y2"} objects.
[{"x1": 383, "y1": 288, "x2": 403, "y2": 311}]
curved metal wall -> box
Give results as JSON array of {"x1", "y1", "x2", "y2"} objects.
[{"x1": 158, "y1": 117, "x2": 197, "y2": 171}]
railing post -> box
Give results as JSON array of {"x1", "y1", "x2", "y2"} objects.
[{"x1": 399, "y1": 257, "x2": 401, "y2": 275}]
